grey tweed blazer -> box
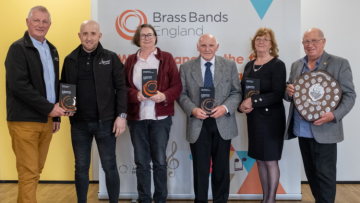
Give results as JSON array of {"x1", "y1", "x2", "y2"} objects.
[
  {"x1": 284, "y1": 51, "x2": 356, "y2": 143},
  {"x1": 178, "y1": 56, "x2": 242, "y2": 143}
]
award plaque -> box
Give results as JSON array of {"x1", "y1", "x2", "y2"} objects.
[
  {"x1": 59, "y1": 83, "x2": 76, "y2": 113},
  {"x1": 244, "y1": 78, "x2": 260, "y2": 99},
  {"x1": 200, "y1": 87, "x2": 215, "y2": 115},
  {"x1": 142, "y1": 69, "x2": 157, "y2": 98},
  {"x1": 293, "y1": 70, "x2": 342, "y2": 121}
]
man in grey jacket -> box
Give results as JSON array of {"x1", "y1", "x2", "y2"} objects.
[
  {"x1": 178, "y1": 34, "x2": 242, "y2": 203},
  {"x1": 285, "y1": 28, "x2": 356, "y2": 203}
]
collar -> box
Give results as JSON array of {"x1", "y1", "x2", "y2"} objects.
[
  {"x1": 79, "y1": 45, "x2": 98, "y2": 57},
  {"x1": 200, "y1": 56, "x2": 215, "y2": 67},
  {"x1": 67, "y1": 42, "x2": 104, "y2": 61},
  {"x1": 302, "y1": 53, "x2": 323, "y2": 65},
  {"x1": 23, "y1": 31, "x2": 56, "y2": 53},
  {"x1": 29, "y1": 35, "x2": 47, "y2": 46},
  {"x1": 137, "y1": 47, "x2": 158, "y2": 60}
]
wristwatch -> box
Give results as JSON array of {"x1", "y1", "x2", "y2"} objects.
[{"x1": 119, "y1": 113, "x2": 127, "y2": 120}]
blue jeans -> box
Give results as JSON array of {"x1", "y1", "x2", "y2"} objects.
[
  {"x1": 71, "y1": 120, "x2": 120, "y2": 203},
  {"x1": 127, "y1": 116, "x2": 172, "y2": 203}
]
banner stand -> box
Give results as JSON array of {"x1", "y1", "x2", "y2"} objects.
[{"x1": 97, "y1": 0, "x2": 302, "y2": 200}]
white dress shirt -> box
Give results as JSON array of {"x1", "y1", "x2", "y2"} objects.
[{"x1": 133, "y1": 49, "x2": 167, "y2": 120}]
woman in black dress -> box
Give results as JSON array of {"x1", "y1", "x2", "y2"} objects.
[{"x1": 239, "y1": 28, "x2": 286, "y2": 203}]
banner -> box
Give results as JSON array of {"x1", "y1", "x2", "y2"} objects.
[{"x1": 98, "y1": 0, "x2": 302, "y2": 200}]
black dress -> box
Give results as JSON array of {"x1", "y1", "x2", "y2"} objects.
[{"x1": 241, "y1": 58, "x2": 286, "y2": 161}]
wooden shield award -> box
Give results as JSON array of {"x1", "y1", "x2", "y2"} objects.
[{"x1": 293, "y1": 70, "x2": 342, "y2": 121}]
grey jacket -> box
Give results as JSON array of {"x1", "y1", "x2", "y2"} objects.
[
  {"x1": 284, "y1": 51, "x2": 356, "y2": 143},
  {"x1": 178, "y1": 56, "x2": 242, "y2": 143}
]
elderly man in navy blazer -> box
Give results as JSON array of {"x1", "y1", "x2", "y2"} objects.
[
  {"x1": 178, "y1": 34, "x2": 242, "y2": 203},
  {"x1": 285, "y1": 28, "x2": 356, "y2": 203}
]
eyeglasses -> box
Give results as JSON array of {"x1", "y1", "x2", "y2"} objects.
[
  {"x1": 302, "y1": 39, "x2": 323, "y2": 46},
  {"x1": 255, "y1": 38, "x2": 271, "y2": 43},
  {"x1": 140, "y1": 33, "x2": 154, "y2": 39}
]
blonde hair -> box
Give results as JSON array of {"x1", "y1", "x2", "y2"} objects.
[{"x1": 251, "y1": 27, "x2": 279, "y2": 58}]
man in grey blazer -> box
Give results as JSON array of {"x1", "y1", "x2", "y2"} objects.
[
  {"x1": 285, "y1": 28, "x2": 356, "y2": 203},
  {"x1": 178, "y1": 34, "x2": 242, "y2": 203}
]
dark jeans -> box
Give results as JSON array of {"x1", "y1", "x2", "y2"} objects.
[
  {"x1": 71, "y1": 120, "x2": 120, "y2": 203},
  {"x1": 298, "y1": 137, "x2": 337, "y2": 203},
  {"x1": 190, "y1": 117, "x2": 231, "y2": 203},
  {"x1": 127, "y1": 116, "x2": 172, "y2": 203}
]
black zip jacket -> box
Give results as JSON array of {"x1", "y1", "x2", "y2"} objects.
[
  {"x1": 5, "y1": 31, "x2": 60, "y2": 123},
  {"x1": 60, "y1": 43, "x2": 127, "y2": 123}
]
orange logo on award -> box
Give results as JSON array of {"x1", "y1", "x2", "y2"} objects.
[
  {"x1": 61, "y1": 95, "x2": 76, "y2": 112},
  {"x1": 246, "y1": 90, "x2": 259, "y2": 99},
  {"x1": 201, "y1": 98, "x2": 215, "y2": 114},
  {"x1": 143, "y1": 80, "x2": 157, "y2": 97},
  {"x1": 116, "y1": 10, "x2": 148, "y2": 40}
]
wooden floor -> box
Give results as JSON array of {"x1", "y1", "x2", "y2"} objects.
[{"x1": 0, "y1": 183, "x2": 359, "y2": 203}]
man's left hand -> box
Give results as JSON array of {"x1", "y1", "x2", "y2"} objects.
[
  {"x1": 53, "y1": 122, "x2": 60, "y2": 133},
  {"x1": 149, "y1": 91, "x2": 166, "y2": 103},
  {"x1": 313, "y1": 112, "x2": 335, "y2": 125},
  {"x1": 210, "y1": 105, "x2": 226, "y2": 118},
  {"x1": 113, "y1": 117, "x2": 126, "y2": 137}
]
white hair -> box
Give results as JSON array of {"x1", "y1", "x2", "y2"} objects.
[
  {"x1": 28, "y1": 6, "x2": 51, "y2": 22},
  {"x1": 197, "y1": 34, "x2": 219, "y2": 45}
]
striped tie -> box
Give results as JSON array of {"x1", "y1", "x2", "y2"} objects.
[{"x1": 204, "y1": 62, "x2": 213, "y2": 87}]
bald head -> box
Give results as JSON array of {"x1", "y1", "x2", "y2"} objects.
[
  {"x1": 197, "y1": 34, "x2": 219, "y2": 61},
  {"x1": 302, "y1": 27, "x2": 326, "y2": 61},
  {"x1": 198, "y1": 34, "x2": 218, "y2": 46},
  {"x1": 78, "y1": 20, "x2": 102, "y2": 53},
  {"x1": 80, "y1": 20, "x2": 100, "y2": 33},
  {"x1": 303, "y1": 27, "x2": 324, "y2": 40}
]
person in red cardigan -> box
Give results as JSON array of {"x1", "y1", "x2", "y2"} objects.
[{"x1": 124, "y1": 24, "x2": 182, "y2": 203}]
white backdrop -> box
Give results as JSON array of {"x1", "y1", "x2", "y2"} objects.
[
  {"x1": 94, "y1": 0, "x2": 302, "y2": 200},
  {"x1": 299, "y1": 0, "x2": 360, "y2": 181}
]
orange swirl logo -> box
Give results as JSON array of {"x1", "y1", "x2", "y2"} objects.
[
  {"x1": 60, "y1": 95, "x2": 76, "y2": 112},
  {"x1": 115, "y1": 10, "x2": 148, "y2": 40},
  {"x1": 143, "y1": 80, "x2": 157, "y2": 97},
  {"x1": 201, "y1": 98, "x2": 215, "y2": 114},
  {"x1": 246, "y1": 90, "x2": 259, "y2": 99}
]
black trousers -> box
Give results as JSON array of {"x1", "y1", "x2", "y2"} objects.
[
  {"x1": 298, "y1": 137, "x2": 337, "y2": 203},
  {"x1": 190, "y1": 117, "x2": 231, "y2": 203}
]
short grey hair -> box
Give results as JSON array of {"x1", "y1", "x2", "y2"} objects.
[
  {"x1": 28, "y1": 6, "x2": 51, "y2": 22},
  {"x1": 317, "y1": 29, "x2": 324, "y2": 39}
]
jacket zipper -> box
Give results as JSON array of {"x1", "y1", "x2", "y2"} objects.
[{"x1": 93, "y1": 54, "x2": 101, "y2": 122}]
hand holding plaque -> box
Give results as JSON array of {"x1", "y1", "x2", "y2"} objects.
[
  {"x1": 59, "y1": 83, "x2": 76, "y2": 113},
  {"x1": 240, "y1": 78, "x2": 260, "y2": 113},
  {"x1": 200, "y1": 87, "x2": 215, "y2": 115},
  {"x1": 142, "y1": 69, "x2": 157, "y2": 98},
  {"x1": 293, "y1": 70, "x2": 341, "y2": 121},
  {"x1": 244, "y1": 78, "x2": 260, "y2": 99}
]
